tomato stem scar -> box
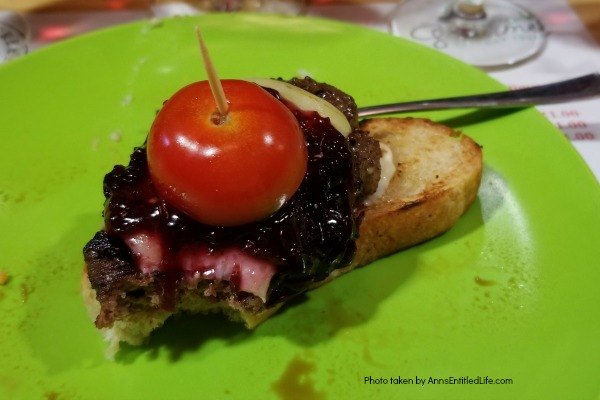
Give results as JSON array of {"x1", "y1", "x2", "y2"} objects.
[
  {"x1": 195, "y1": 25, "x2": 229, "y2": 121},
  {"x1": 210, "y1": 111, "x2": 228, "y2": 125}
]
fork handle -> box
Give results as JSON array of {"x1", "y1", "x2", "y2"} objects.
[{"x1": 357, "y1": 73, "x2": 600, "y2": 118}]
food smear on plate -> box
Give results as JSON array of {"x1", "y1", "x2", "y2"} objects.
[{"x1": 0, "y1": 271, "x2": 9, "y2": 285}]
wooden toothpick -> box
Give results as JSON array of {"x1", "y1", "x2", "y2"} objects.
[{"x1": 195, "y1": 26, "x2": 229, "y2": 120}]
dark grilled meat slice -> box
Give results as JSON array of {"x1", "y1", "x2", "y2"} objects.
[
  {"x1": 349, "y1": 129, "x2": 382, "y2": 204},
  {"x1": 287, "y1": 76, "x2": 359, "y2": 130}
]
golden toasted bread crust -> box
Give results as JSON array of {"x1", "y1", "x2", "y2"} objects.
[
  {"x1": 82, "y1": 117, "x2": 482, "y2": 352},
  {"x1": 353, "y1": 118, "x2": 482, "y2": 265}
]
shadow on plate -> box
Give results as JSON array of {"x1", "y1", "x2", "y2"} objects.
[
  {"x1": 116, "y1": 312, "x2": 252, "y2": 364},
  {"x1": 253, "y1": 196, "x2": 485, "y2": 346},
  {"x1": 435, "y1": 108, "x2": 524, "y2": 128}
]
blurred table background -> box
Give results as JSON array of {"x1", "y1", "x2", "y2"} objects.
[
  {"x1": 568, "y1": 0, "x2": 600, "y2": 42},
  {"x1": 0, "y1": 0, "x2": 598, "y2": 42}
]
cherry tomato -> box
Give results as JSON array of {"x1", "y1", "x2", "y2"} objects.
[{"x1": 147, "y1": 79, "x2": 307, "y2": 227}]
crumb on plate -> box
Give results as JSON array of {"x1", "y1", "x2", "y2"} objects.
[
  {"x1": 109, "y1": 130, "x2": 122, "y2": 142},
  {"x1": 0, "y1": 271, "x2": 9, "y2": 285}
]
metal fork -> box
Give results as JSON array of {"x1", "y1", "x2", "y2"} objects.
[{"x1": 357, "y1": 73, "x2": 600, "y2": 118}]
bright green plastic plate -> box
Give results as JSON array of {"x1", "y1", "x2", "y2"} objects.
[{"x1": 0, "y1": 13, "x2": 598, "y2": 400}]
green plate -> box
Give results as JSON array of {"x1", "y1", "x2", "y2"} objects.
[{"x1": 0, "y1": 14, "x2": 598, "y2": 400}]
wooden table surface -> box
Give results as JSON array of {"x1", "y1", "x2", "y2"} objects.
[
  {"x1": 1, "y1": 0, "x2": 599, "y2": 43},
  {"x1": 569, "y1": 0, "x2": 600, "y2": 42}
]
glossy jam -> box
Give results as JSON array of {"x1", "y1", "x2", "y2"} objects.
[{"x1": 103, "y1": 106, "x2": 359, "y2": 305}]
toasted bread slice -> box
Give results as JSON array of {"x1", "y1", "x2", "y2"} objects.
[
  {"x1": 82, "y1": 117, "x2": 482, "y2": 354},
  {"x1": 353, "y1": 117, "x2": 482, "y2": 266}
]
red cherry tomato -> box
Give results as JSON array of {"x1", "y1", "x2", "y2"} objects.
[{"x1": 147, "y1": 79, "x2": 307, "y2": 227}]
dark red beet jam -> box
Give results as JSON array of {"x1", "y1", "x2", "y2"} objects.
[{"x1": 102, "y1": 106, "x2": 359, "y2": 305}]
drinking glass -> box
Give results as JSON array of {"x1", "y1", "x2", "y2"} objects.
[
  {"x1": 0, "y1": 10, "x2": 29, "y2": 63},
  {"x1": 388, "y1": 0, "x2": 547, "y2": 68}
]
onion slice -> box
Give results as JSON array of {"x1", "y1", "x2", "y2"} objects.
[{"x1": 247, "y1": 78, "x2": 352, "y2": 137}]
